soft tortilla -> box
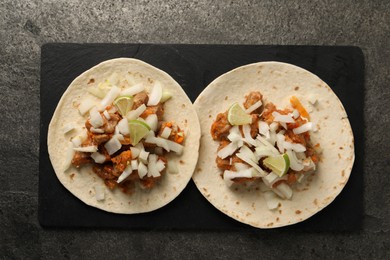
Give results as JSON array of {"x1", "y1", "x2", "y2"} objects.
[
  {"x1": 193, "y1": 62, "x2": 354, "y2": 228},
  {"x1": 48, "y1": 58, "x2": 200, "y2": 214}
]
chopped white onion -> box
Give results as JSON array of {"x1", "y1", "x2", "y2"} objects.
[
  {"x1": 280, "y1": 122, "x2": 287, "y2": 130},
  {"x1": 308, "y1": 95, "x2": 318, "y2": 105},
  {"x1": 139, "y1": 149, "x2": 150, "y2": 164},
  {"x1": 145, "y1": 134, "x2": 170, "y2": 151},
  {"x1": 272, "y1": 111, "x2": 295, "y2": 123},
  {"x1": 130, "y1": 147, "x2": 140, "y2": 159},
  {"x1": 269, "y1": 122, "x2": 279, "y2": 132},
  {"x1": 104, "y1": 136, "x2": 122, "y2": 155},
  {"x1": 283, "y1": 141, "x2": 306, "y2": 152},
  {"x1": 245, "y1": 100, "x2": 262, "y2": 114},
  {"x1": 91, "y1": 152, "x2": 106, "y2": 164},
  {"x1": 137, "y1": 161, "x2": 148, "y2": 178},
  {"x1": 156, "y1": 160, "x2": 166, "y2": 172},
  {"x1": 262, "y1": 172, "x2": 280, "y2": 186},
  {"x1": 117, "y1": 118, "x2": 129, "y2": 135},
  {"x1": 95, "y1": 185, "x2": 105, "y2": 201},
  {"x1": 117, "y1": 165, "x2": 133, "y2": 183},
  {"x1": 64, "y1": 142, "x2": 75, "y2": 171},
  {"x1": 73, "y1": 145, "x2": 98, "y2": 153},
  {"x1": 293, "y1": 122, "x2": 313, "y2": 135},
  {"x1": 79, "y1": 97, "x2": 96, "y2": 115},
  {"x1": 71, "y1": 136, "x2": 83, "y2": 147},
  {"x1": 160, "y1": 127, "x2": 172, "y2": 139},
  {"x1": 147, "y1": 154, "x2": 162, "y2": 177},
  {"x1": 145, "y1": 114, "x2": 158, "y2": 132},
  {"x1": 275, "y1": 182, "x2": 293, "y2": 200},
  {"x1": 303, "y1": 158, "x2": 316, "y2": 172},
  {"x1": 160, "y1": 90, "x2": 172, "y2": 103},
  {"x1": 256, "y1": 136, "x2": 279, "y2": 155},
  {"x1": 292, "y1": 109, "x2": 300, "y2": 119},
  {"x1": 258, "y1": 121, "x2": 270, "y2": 138},
  {"x1": 103, "y1": 110, "x2": 111, "y2": 120},
  {"x1": 167, "y1": 161, "x2": 179, "y2": 174},
  {"x1": 263, "y1": 191, "x2": 280, "y2": 210},
  {"x1": 234, "y1": 162, "x2": 250, "y2": 171},
  {"x1": 286, "y1": 150, "x2": 304, "y2": 171},
  {"x1": 217, "y1": 142, "x2": 239, "y2": 159},
  {"x1": 131, "y1": 159, "x2": 138, "y2": 170},
  {"x1": 243, "y1": 124, "x2": 257, "y2": 146},
  {"x1": 99, "y1": 85, "x2": 120, "y2": 111},
  {"x1": 120, "y1": 83, "x2": 145, "y2": 96},
  {"x1": 276, "y1": 133, "x2": 285, "y2": 153},
  {"x1": 147, "y1": 81, "x2": 163, "y2": 106},
  {"x1": 113, "y1": 134, "x2": 124, "y2": 141},
  {"x1": 255, "y1": 146, "x2": 276, "y2": 159},
  {"x1": 90, "y1": 108, "x2": 104, "y2": 128},
  {"x1": 127, "y1": 104, "x2": 146, "y2": 120},
  {"x1": 108, "y1": 106, "x2": 117, "y2": 114},
  {"x1": 90, "y1": 127, "x2": 104, "y2": 134},
  {"x1": 63, "y1": 123, "x2": 75, "y2": 134},
  {"x1": 165, "y1": 139, "x2": 184, "y2": 154},
  {"x1": 236, "y1": 146, "x2": 265, "y2": 176},
  {"x1": 223, "y1": 168, "x2": 257, "y2": 180}
]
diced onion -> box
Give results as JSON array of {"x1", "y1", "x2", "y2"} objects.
[
  {"x1": 139, "y1": 149, "x2": 150, "y2": 163},
  {"x1": 292, "y1": 109, "x2": 300, "y2": 119},
  {"x1": 234, "y1": 162, "x2": 250, "y2": 171},
  {"x1": 276, "y1": 133, "x2": 285, "y2": 153},
  {"x1": 256, "y1": 136, "x2": 279, "y2": 155},
  {"x1": 255, "y1": 146, "x2": 276, "y2": 159},
  {"x1": 160, "y1": 90, "x2": 172, "y2": 103},
  {"x1": 127, "y1": 104, "x2": 146, "y2": 120},
  {"x1": 258, "y1": 121, "x2": 270, "y2": 138},
  {"x1": 103, "y1": 110, "x2": 111, "y2": 120},
  {"x1": 147, "y1": 154, "x2": 162, "y2": 177},
  {"x1": 64, "y1": 142, "x2": 75, "y2": 171},
  {"x1": 137, "y1": 161, "x2": 148, "y2": 178},
  {"x1": 145, "y1": 134, "x2": 170, "y2": 151},
  {"x1": 90, "y1": 127, "x2": 104, "y2": 134},
  {"x1": 286, "y1": 150, "x2": 304, "y2": 171},
  {"x1": 293, "y1": 122, "x2": 313, "y2": 134},
  {"x1": 262, "y1": 172, "x2": 280, "y2": 186},
  {"x1": 117, "y1": 165, "x2": 133, "y2": 183},
  {"x1": 131, "y1": 159, "x2": 138, "y2": 170},
  {"x1": 104, "y1": 136, "x2": 122, "y2": 155},
  {"x1": 90, "y1": 108, "x2": 104, "y2": 128},
  {"x1": 91, "y1": 152, "x2": 106, "y2": 164},
  {"x1": 217, "y1": 142, "x2": 239, "y2": 159},
  {"x1": 223, "y1": 168, "x2": 257, "y2": 179},
  {"x1": 275, "y1": 182, "x2": 293, "y2": 200},
  {"x1": 303, "y1": 158, "x2": 316, "y2": 172},
  {"x1": 263, "y1": 191, "x2": 280, "y2": 210},
  {"x1": 167, "y1": 161, "x2": 179, "y2": 174},
  {"x1": 114, "y1": 133, "x2": 124, "y2": 141},
  {"x1": 147, "y1": 81, "x2": 163, "y2": 106},
  {"x1": 243, "y1": 124, "x2": 257, "y2": 146},
  {"x1": 71, "y1": 136, "x2": 82, "y2": 147},
  {"x1": 73, "y1": 145, "x2": 98, "y2": 153},
  {"x1": 145, "y1": 114, "x2": 158, "y2": 132},
  {"x1": 308, "y1": 95, "x2": 318, "y2": 105},
  {"x1": 120, "y1": 83, "x2": 145, "y2": 96},
  {"x1": 245, "y1": 100, "x2": 262, "y2": 114},
  {"x1": 130, "y1": 147, "x2": 140, "y2": 159},
  {"x1": 165, "y1": 139, "x2": 184, "y2": 154},
  {"x1": 117, "y1": 118, "x2": 129, "y2": 135},
  {"x1": 99, "y1": 85, "x2": 121, "y2": 111},
  {"x1": 283, "y1": 141, "x2": 306, "y2": 152},
  {"x1": 269, "y1": 122, "x2": 279, "y2": 132},
  {"x1": 63, "y1": 123, "x2": 75, "y2": 134},
  {"x1": 95, "y1": 185, "x2": 105, "y2": 201},
  {"x1": 79, "y1": 97, "x2": 96, "y2": 115},
  {"x1": 160, "y1": 127, "x2": 172, "y2": 139},
  {"x1": 236, "y1": 146, "x2": 265, "y2": 176},
  {"x1": 156, "y1": 160, "x2": 166, "y2": 172},
  {"x1": 272, "y1": 112, "x2": 295, "y2": 123}
]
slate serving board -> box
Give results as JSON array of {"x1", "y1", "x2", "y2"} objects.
[{"x1": 39, "y1": 43, "x2": 364, "y2": 231}]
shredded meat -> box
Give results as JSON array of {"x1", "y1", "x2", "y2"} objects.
[
  {"x1": 71, "y1": 152, "x2": 93, "y2": 167},
  {"x1": 211, "y1": 112, "x2": 232, "y2": 140},
  {"x1": 132, "y1": 91, "x2": 149, "y2": 109},
  {"x1": 261, "y1": 103, "x2": 277, "y2": 124},
  {"x1": 243, "y1": 91, "x2": 263, "y2": 114}
]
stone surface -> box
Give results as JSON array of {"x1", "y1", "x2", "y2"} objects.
[{"x1": 0, "y1": 0, "x2": 389, "y2": 258}]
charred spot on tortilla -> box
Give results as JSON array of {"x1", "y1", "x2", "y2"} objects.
[{"x1": 88, "y1": 78, "x2": 95, "y2": 84}]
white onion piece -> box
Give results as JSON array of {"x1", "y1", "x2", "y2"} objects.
[
  {"x1": 217, "y1": 142, "x2": 239, "y2": 159},
  {"x1": 223, "y1": 168, "x2": 257, "y2": 180},
  {"x1": 243, "y1": 124, "x2": 257, "y2": 146},
  {"x1": 120, "y1": 83, "x2": 145, "y2": 96},
  {"x1": 63, "y1": 123, "x2": 75, "y2": 134},
  {"x1": 71, "y1": 136, "x2": 82, "y2": 147},
  {"x1": 90, "y1": 127, "x2": 104, "y2": 134},
  {"x1": 280, "y1": 122, "x2": 287, "y2": 130},
  {"x1": 145, "y1": 114, "x2": 158, "y2": 132},
  {"x1": 262, "y1": 172, "x2": 280, "y2": 186},
  {"x1": 145, "y1": 134, "x2": 170, "y2": 151},
  {"x1": 284, "y1": 141, "x2": 306, "y2": 152},
  {"x1": 131, "y1": 159, "x2": 138, "y2": 170},
  {"x1": 227, "y1": 132, "x2": 242, "y2": 143},
  {"x1": 293, "y1": 122, "x2": 313, "y2": 134},
  {"x1": 91, "y1": 152, "x2": 106, "y2": 164},
  {"x1": 108, "y1": 106, "x2": 117, "y2": 114},
  {"x1": 117, "y1": 118, "x2": 129, "y2": 135},
  {"x1": 234, "y1": 162, "x2": 250, "y2": 171},
  {"x1": 114, "y1": 125, "x2": 120, "y2": 135},
  {"x1": 117, "y1": 165, "x2": 133, "y2": 183},
  {"x1": 166, "y1": 139, "x2": 184, "y2": 154},
  {"x1": 223, "y1": 173, "x2": 234, "y2": 187},
  {"x1": 268, "y1": 131, "x2": 277, "y2": 146},
  {"x1": 303, "y1": 158, "x2": 316, "y2": 171},
  {"x1": 292, "y1": 109, "x2": 300, "y2": 119},
  {"x1": 256, "y1": 136, "x2": 279, "y2": 155},
  {"x1": 236, "y1": 146, "x2": 265, "y2": 176},
  {"x1": 79, "y1": 97, "x2": 96, "y2": 115},
  {"x1": 156, "y1": 160, "x2": 165, "y2": 172},
  {"x1": 147, "y1": 154, "x2": 157, "y2": 177},
  {"x1": 276, "y1": 133, "x2": 285, "y2": 153},
  {"x1": 127, "y1": 104, "x2": 146, "y2": 120},
  {"x1": 245, "y1": 100, "x2": 262, "y2": 114},
  {"x1": 64, "y1": 142, "x2": 75, "y2": 171},
  {"x1": 160, "y1": 90, "x2": 172, "y2": 103},
  {"x1": 95, "y1": 185, "x2": 105, "y2": 201},
  {"x1": 286, "y1": 150, "x2": 304, "y2": 171},
  {"x1": 104, "y1": 136, "x2": 121, "y2": 155},
  {"x1": 139, "y1": 149, "x2": 150, "y2": 164},
  {"x1": 308, "y1": 95, "x2": 318, "y2": 105},
  {"x1": 73, "y1": 145, "x2": 98, "y2": 153},
  {"x1": 130, "y1": 147, "x2": 140, "y2": 159},
  {"x1": 258, "y1": 121, "x2": 270, "y2": 138},
  {"x1": 113, "y1": 134, "x2": 124, "y2": 141},
  {"x1": 275, "y1": 182, "x2": 293, "y2": 200},
  {"x1": 137, "y1": 161, "x2": 148, "y2": 178},
  {"x1": 255, "y1": 146, "x2": 275, "y2": 159},
  {"x1": 99, "y1": 85, "x2": 120, "y2": 111},
  {"x1": 147, "y1": 81, "x2": 163, "y2": 106},
  {"x1": 90, "y1": 109, "x2": 104, "y2": 128},
  {"x1": 269, "y1": 122, "x2": 279, "y2": 132},
  {"x1": 167, "y1": 161, "x2": 179, "y2": 174},
  {"x1": 160, "y1": 127, "x2": 172, "y2": 139},
  {"x1": 272, "y1": 112, "x2": 295, "y2": 123},
  {"x1": 103, "y1": 110, "x2": 111, "y2": 120},
  {"x1": 263, "y1": 191, "x2": 280, "y2": 210}
]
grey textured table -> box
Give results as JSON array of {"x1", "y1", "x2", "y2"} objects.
[{"x1": 1, "y1": 1, "x2": 389, "y2": 259}]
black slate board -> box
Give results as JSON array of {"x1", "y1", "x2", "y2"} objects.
[{"x1": 39, "y1": 43, "x2": 364, "y2": 231}]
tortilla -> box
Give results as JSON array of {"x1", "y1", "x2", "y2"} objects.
[
  {"x1": 193, "y1": 61, "x2": 354, "y2": 228},
  {"x1": 48, "y1": 58, "x2": 200, "y2": 214}
]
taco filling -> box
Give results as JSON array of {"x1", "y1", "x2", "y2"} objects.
[
  {"x1": 211, "y1": 91, "x2": 321, "y2": 209},
  {"x1": 66, "y1": 77, "x2": 185, "y2": 196}
]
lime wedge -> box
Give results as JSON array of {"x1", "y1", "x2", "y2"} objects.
[
  {"x1": 113, "y1": 96, "x2": 133, "y2": 117},
  {"x1": 263, "y1": 153, "x2": 290, "y2": 177},
  {"x1": 128, "y1": 120, "x2": 151, "y2": 145},
  {"x1": 227, "y1": 102, "x2": 252, "y2": 125}
]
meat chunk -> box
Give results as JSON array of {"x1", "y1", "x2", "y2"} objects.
[
  {"x1": 261, "y1": 103, "x2": 277, "y2": 124},
  {"x1": 243, "y1": 91, "x2": 263, "y2": 114},
  {"x1": 211, "y1": 112, "x2": 232, "y2": 140},
  {"x1": 140, "y1": 104, "x2": 164, "y2": 121},
  {"x1": 92, "y1": 134, "x2": 111, "y2": 145},
  {"x1": 158, "y1": 122, "x2": 184, "y2": 144},
  {"x1": 71, "y1": 152, "x2": 93, "y2": 168},
  {"x1": 92, "y1": 164, "x2": 119, "y2": 180},
  {"x1": 112, "y1": 150, "x2": 132, "y2": 173},
  {"x1": 132, "y1": 91, "x2": 149, "y2": 109}
]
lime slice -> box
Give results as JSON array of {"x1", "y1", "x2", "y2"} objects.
[
  {"x1": 128, "y1": 120, "x2": 151, "y2": 145},
  {"x1": 227, "y1": 102, "x2": 252, "y2": 125},
  {"x1": 113, "y1": 96, "x2": 133, "y2": 117},
  {"x1": 263, "y1": 153, "x2": 290, "y2": 177}
]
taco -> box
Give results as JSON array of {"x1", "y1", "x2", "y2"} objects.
[
  {"x1": 48, "y1": 58, "x2": 200, "y2": 214},
  {"x1": 193, "y1": 62, "x2": 354, "y2": 228}
]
